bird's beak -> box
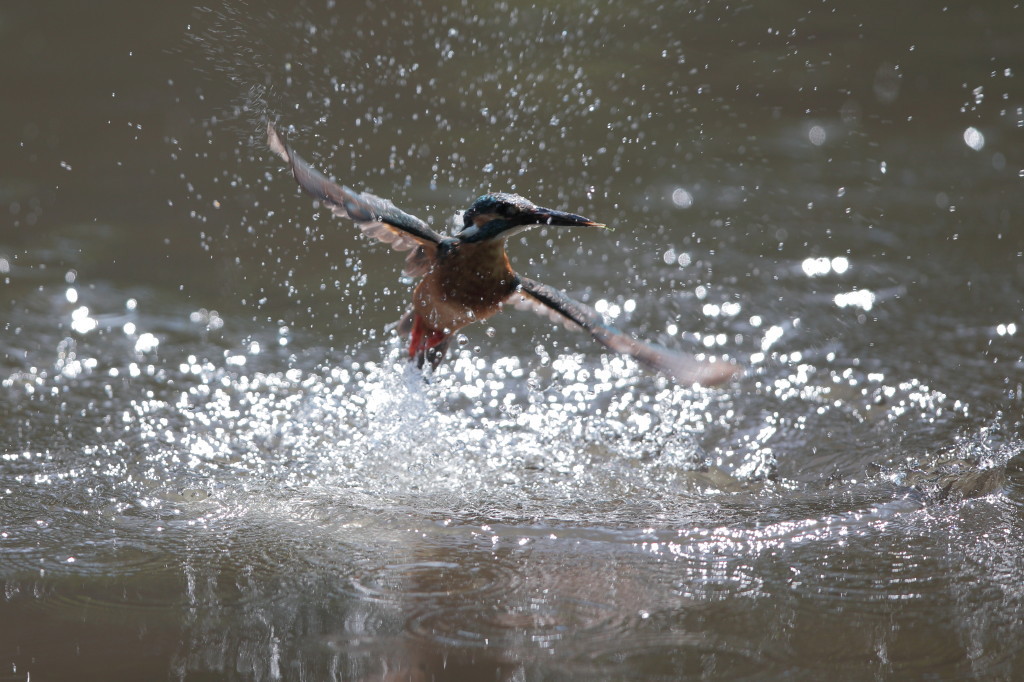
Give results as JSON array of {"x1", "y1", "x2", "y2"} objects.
[{"x1": 527, "y1": 206, "x2": 606, "y2": 229}]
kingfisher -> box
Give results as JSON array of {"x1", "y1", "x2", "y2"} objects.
[{"x1": 267, "y1": 122, "x2": 739, "y2": 386}]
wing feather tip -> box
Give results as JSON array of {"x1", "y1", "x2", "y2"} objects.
[
  {"x1": 687, "y1": 360, "x2": 743, "y2": 388},
  {"x1": 266, "y1": 121, "x2": 290, "y2": 163}
]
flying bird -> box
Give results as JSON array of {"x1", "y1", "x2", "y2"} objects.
[{"x1": 267, "y1": 122, "x2": 739, "y2": 386}]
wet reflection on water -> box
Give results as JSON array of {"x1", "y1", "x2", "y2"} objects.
[{"x1": 3, "y1": 0, "x2": 1024, "y2": 679}]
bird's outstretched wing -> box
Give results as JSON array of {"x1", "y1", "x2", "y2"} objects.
[
  {"x1": 267, "y1": 122, "x2": 443, "y2": 277},
  {"x1": 509, "y1": 276, "x2": 740, "y2": 387}
]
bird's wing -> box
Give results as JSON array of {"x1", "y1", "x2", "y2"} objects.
[
  {"x1": 509, "y1": 276, "x2": 740, "y2": 387},
  {"x1": 267, "y1": 122, "x2": 442, "y2": 277}
]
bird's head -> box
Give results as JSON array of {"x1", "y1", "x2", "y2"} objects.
[{"x1": 456, "y1": 193, "x2": 604, "y2": 242}]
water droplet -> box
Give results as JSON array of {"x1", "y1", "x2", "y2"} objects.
[
  {"x1": 963, "y1": 126, "x2": 985, "y2": 151},
  {"x1": 671, "y1": 187, "x2": 694, "y2": 208},
  {"x1": 134, "y1": 333, "x2": 160, "y2": 353},
  {"x1": 808, "y1": 125, "x2": 826, "y2": 146}
]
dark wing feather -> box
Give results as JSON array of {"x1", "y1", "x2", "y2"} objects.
[
  {"x1": 267, "y1": 122, "x2": 441, "y2": 277},
  {"x1": 510, "y1": 276, "x2": 740, "y2": 387}
]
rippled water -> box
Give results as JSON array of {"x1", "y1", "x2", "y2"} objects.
[{"x1": 3, "y1": 0, "x2": 1024, "y2": 680}]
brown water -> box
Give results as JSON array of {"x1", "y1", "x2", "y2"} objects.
[{"x1": 2, "y1": 1, "x2": 1023, "y2": 680}]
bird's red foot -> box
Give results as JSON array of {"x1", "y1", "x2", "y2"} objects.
[{"x1": 408, "y1": 314, "x2": 448, "y2": 367}]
